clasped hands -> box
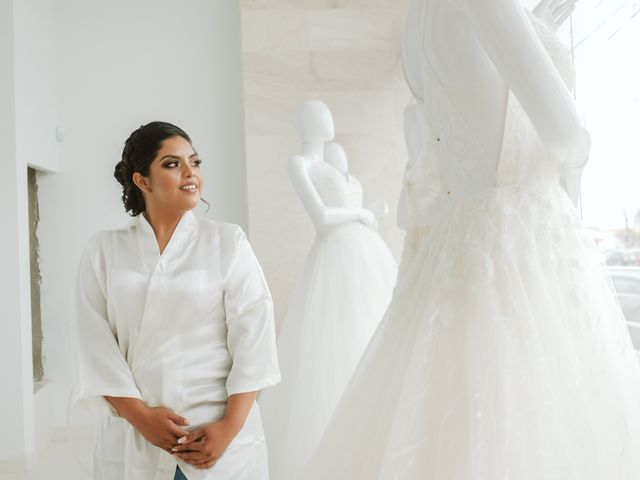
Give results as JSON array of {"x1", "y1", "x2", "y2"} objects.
[
  {"x1": 132, "y1": 406, "x2": 241, "y2": 470},
  {"x1": 106, "y1": 391, "x2": 257, "y2": 472}
]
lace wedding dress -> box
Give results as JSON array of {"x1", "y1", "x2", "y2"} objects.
[
  {"x1": 259, "y1": 161, "x2": 397, "y2": 480},
  {"x1": 302, "y1": 5, "x2": 640, "y2": 480}
]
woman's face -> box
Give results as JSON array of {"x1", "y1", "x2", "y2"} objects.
[{"x1": 136, "y1": 135, "x2": 204, "y2": 214}]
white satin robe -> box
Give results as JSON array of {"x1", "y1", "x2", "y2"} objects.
[{"x1": 72, "y1": 209, "x2": 281, "y2": 480}]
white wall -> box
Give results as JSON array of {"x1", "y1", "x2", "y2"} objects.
[
  {"x1": 2, "y1": 0, "x2": 249, "y2": 468},
  {"x1": 14, "y1": 0, "x2": 60, "y2": 173},
  {"x1": 38, "y1": 0, "x2": 248, "y2": 429},
  {"x1": 0, "y1": 0, "x2": 55, "y2": 470}
]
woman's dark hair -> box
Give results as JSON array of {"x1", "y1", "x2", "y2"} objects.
[{"x1": 114, "y1": 121, "x2": 210, "y2": 216}]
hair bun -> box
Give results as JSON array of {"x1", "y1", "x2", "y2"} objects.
[{"x1": 113, "y1": 160, "x2": 131, "y2": 186}]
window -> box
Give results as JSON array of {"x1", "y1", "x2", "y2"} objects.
[{"x1": 570, "y1": 1, "x2": 640, "y2": 253}]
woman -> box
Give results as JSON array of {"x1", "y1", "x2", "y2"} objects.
[{"x1": 72, "y1": 122, "x2": 280, "y2": 480}]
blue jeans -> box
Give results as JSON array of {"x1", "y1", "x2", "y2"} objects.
[{"x1": 174, "y1": 465, "x2": 188, "y2": 480}]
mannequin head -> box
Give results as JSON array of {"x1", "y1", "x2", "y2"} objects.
[
  {"x1": 324, "y1": 142, "x2": 348, "y2": 175},
  {"x1": 293, "y1": 100, "x2": 335, "y2": 142}
]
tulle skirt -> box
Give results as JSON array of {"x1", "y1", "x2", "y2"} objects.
[
  {"x1": 303, "y1": 181, "x2": 640, "y2": 479},
  {"x1": 259, "y1": 221, "x2": 397, "y2": 480}
]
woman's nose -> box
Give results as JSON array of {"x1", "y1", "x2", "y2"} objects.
[{"x1": 183, "y1": 164, "x2": 196, "y2": 177}]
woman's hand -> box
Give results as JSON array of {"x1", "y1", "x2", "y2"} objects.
[
  {"x1": 104, "y1": 396, "x2": 191, "y2": 453},
  {"x1": 171, "y1": 391, "x2": 257, "y2": 470},
  {"x1": 171, "y1": 418, "x2": 241, "y2": 470},
  {"x1": 133, "y1": 406, "x2": 192, "y2": 453},
  {"x1": 532, "y1": 0, "x2": 577, "y2": 32}
]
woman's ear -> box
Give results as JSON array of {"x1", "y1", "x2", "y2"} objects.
[{"x1": 133, "y1": 171, "x2": 151, "y2": 193}]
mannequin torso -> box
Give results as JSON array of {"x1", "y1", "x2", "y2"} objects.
[
  {"x1": 289, "y1": 101, "x2": 377, "y2": 232},
  {"x1": 402, "y1": 0, "x2": 589, "y2": 206}
]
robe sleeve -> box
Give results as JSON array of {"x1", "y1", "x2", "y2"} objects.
[
  {"x1": 223, "y1": 227, "x2": 281, "y2": 396},
  {"x1": 71, "y1": 235, "x2": 143, "y2": 416}
]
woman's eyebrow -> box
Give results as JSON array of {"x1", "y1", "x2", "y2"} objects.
[{"x1": 160, "y1": 153, "x2": 199, "y2": 161}]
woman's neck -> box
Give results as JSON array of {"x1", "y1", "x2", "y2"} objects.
[{"x1": 143, "y1": 208, "x2": 184, "y2": 238}]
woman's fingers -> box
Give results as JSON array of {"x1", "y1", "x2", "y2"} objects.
[
  {"x1": 172, "y1": 451, "x2": 209, "y2": 463},
  {"x1": 167, "y1": 420, "x2": 192, "y2": 439},
  {"x1": 176, "y1": 429, "x2": 206, "y2": 445},
  {"x1": 169, "y1": 412, "x2": 190, "y2": 427},
  {"x1": 192, "y1": 457, "x2": 217, "y2": 469},
  {"x1": 172, "y1": 439, "x2": 205, "y2": 453},
  {"x1": 159, "y1": 441, "x2": 184, "y2": 452}
]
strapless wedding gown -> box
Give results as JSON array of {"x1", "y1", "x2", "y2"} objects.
[
  {"x1": 302, "y1": 6, "x2": 640, "y2": 480},
  {"x1": 259, "y1": 162, "x2": 397, "y2": 480}
]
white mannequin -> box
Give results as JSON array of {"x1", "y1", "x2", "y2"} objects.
[
  {"x1": 324, "y1": 141, "x2": 390, "y2": 219},
  {"x1": 289, "y1": 101, "x2": 379, "y2": 231},
  {"x1": 324, "y1": 142, "x2": 350, "y2": 182},
  {"x1": 402, "y1": 0, "x2": 588, "y2": 206},
  {"x1": 396, "y1": 99, "x2": 433, "y2": 259},
  {"x1": 261, "y1": 102, "x2": 398, "y2": 480},
  {"x1": 532, "y1": 0, "x2": 576, "y2": 33},
  {"x1": 396, "y1": 98, "x2": 426, "y2": 231},
  {"x1": 299, "y1": 2, "x2": 640, "y2": 477}
]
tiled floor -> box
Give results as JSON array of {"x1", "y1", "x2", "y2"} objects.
[{"x1": 0, "y1": 430, "x2": 94, "y2": 480}]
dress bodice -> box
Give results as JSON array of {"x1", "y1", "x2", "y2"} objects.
[
  {"x1": 400, "y1": 4, "x2": 579, "y2": 229},
  {"x1": 311, "y1": 162, "x2": 364, "y2": 209}
]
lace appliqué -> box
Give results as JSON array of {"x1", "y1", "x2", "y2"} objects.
[{"x1": 312, "y1": 166, "x2": 363, "y2": 209}]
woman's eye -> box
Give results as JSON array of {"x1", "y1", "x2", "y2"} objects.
[{"x1": 164, "y1": 160, "x2": 201, "y2": 168}]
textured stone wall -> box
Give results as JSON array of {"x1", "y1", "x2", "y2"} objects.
[{"x1": 241, "y1": 0, "x2": 410, "y2": 326}]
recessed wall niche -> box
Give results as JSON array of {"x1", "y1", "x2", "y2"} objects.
[{"x1": 28, "y1": 167, "x2": 44, "y2": 384}]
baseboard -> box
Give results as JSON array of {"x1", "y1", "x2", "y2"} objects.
[
  {"x1": 0, "y1": 453, "x2": 36, "y2": 473},
  {"x1": 33, "y1": 379, "x2": 52, "y2": 455}
]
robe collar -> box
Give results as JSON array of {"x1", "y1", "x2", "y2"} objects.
[{"x1": 135, "y1": 209, "x2": 198, "y2": 271}]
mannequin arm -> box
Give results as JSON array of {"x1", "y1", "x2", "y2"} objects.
[
  {"x1": 533, "y1": 0, "x2": 576, "y2": 32},
  {"x1": 288, "y1": 156, "x2": 375, "y2": 228},
  {"x1": 453, "y1": 0, "x2": 589, "y2": 168}
]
